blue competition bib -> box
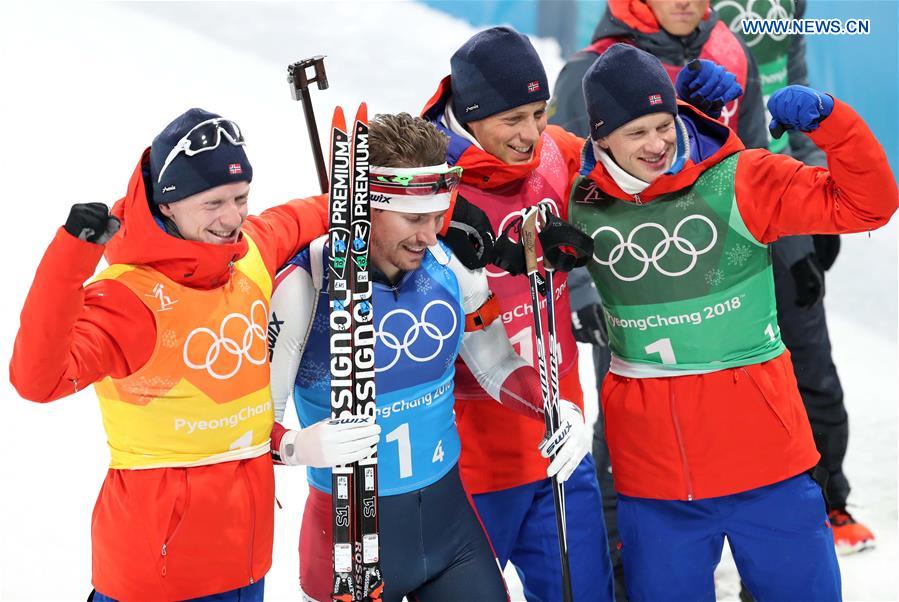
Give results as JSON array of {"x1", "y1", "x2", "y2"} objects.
[{"x1": 288, "y1": 244, "x2": 464, "y2": 495}]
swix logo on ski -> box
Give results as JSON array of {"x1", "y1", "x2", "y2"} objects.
[
  {"x1": 329, "y1": 416, "x2": 371, "y2": 427},
  {"x1": 174, "y1": 400, "x2": 272, "y2": 434},
  {"x1": 377, "y1": 381, "x2": 452, "y2": 420}
]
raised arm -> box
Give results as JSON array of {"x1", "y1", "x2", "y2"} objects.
[
  {"x1": 10, "y1": 209, "x2": 155, "y2": 403},
  {"x1": 735, "y1": 96, "x2": 898, "y2": 243}
]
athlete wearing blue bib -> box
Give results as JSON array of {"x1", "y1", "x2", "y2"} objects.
[
  {"x1": 267, "y1": 114, "x2": 589, "y2": 602},
  {"x1": 288, "y1": 240, "x2": 463, "y2": 496}
]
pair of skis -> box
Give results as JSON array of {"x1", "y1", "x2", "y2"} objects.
[
  {"x1": 521, "y1": 205, "x2": 574, "y2": 602},
  {"x1": 288, "y1": 57, "x2": 381, "y2": 602},
  {"x1": 326, "y1": 105, "x2": 383, "y2": 602}
]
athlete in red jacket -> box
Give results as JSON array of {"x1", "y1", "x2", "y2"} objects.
[
  {"x1": 569, "y1": 44, "x2": 897, "y2": 601},
  {"x1": 423, "y1": 27, "x2": 614, "y2": 602},
  {"x1": 10, "y1": 109, "x2": 329, "y2": 601}
]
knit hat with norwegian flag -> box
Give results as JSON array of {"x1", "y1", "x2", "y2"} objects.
[
  {"x1": 450, "y1": 26, "x2": 550, "y2": 124},
  {"x1": 582, "y1": 43, "x2": 678, "y2": 140},
  {"x1": 149, "y1": 108, "x2": 253, "y2": 205}
]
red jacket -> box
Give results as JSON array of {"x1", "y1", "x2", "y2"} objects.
[
  {"x1": 9, "y1": 149, "x2": 328, "y2": 600},
  {"x1": 574, "y1": 100, "x2": 897, "y2": 500},
  {"x1": 422, "y1": 79, "x2": 589, "y2": 493}
]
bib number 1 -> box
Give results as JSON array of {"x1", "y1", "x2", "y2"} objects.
[
  {"x1": 384, "y1": 423, "x2": 447, "y2": 480},
  {"x1": 645, "y1": 338, "x2": 676, "y2": 364}
]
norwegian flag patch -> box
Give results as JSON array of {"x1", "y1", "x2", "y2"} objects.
[
  {"x1": 648, "y1": 94, "x2": 663, "y2": 106},
  {"x1": 527, "y1": 80, "x2": 541, "y2": 93},
  {"x1": 228, "y1": 163, "x2": 243, "y2": 175}
]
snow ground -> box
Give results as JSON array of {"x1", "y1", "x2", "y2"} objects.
[{"x1": 0, "y1": 2, "x2": 895, "y2": 600}]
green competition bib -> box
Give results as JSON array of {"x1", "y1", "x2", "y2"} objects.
[{"x1": 569, "y1": 154, "x2": 784, "y2": 373}]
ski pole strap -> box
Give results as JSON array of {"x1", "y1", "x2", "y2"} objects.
[
  {"x1": 538, "y1": 212, "x2": 593, "y2": 272},
  {"x1": 464, "y1": 294, "x2": 501, "y2": 332}
]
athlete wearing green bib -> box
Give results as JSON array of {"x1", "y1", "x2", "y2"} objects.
[{"x1": 569, "y1": 43, "x2": 897, "y2": 601}]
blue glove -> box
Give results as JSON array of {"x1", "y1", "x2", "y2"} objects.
[
  {"x1": 767, "y1": 85, "x2": 834, "y2": 138},
  {"x1": 675, "y1": 59, "x2": 743, "y2": 119}
]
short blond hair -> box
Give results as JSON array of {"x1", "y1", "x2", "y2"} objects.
[{"x1": 368, "y1": 113, "x2": 449, "y2": 168}]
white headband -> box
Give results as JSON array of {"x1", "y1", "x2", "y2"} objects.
[{"x1": 368, "y1": 163, "x2": 454, "y2": 214}]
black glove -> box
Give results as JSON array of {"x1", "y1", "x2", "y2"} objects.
[
  {"x1": 442, "y1": 194, "x2": 495, "y2": 270},
  {"x1": 571, "y1": 303, "x2": 608, "y2": 347},
  {"x1": 812, "y1": 234, "x2": 841, "y2": 271},
  {"x1": 791, "y1": 254, "x2": 825, "y2": 310},
  {"x1": 64, "y1": 202, "x2": 121, "y2": 244},
  {"x1": 538, "y1": 211, "x2": 593, "y2": 272},
  {"x1": 492, "y1": 208, "x2": 594, "y2": 276},
  {"x1": 493, "y1": 217, "x2": 527, "y2": 276}
]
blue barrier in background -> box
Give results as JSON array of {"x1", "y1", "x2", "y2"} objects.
[{"x1": 419, "y1": 0, "x2": 897, "y2": 174}]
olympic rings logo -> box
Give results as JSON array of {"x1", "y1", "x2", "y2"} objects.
[
  {"x1": 183, "y1": 300, "x2": 268, "y2": 380},
  {"x1": 375, "y1": 300, "x2": 458, "y2": 372},
  {"x1": 716, "y1": 0, "x2": 791, "y2": 46},
  {"x1": 592, "y1": 215, "x2": 718, "y2": 281}
]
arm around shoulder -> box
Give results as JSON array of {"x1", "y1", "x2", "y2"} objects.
[{"x1": 243, "y1": 193, "x2": 330, "y2": 275}]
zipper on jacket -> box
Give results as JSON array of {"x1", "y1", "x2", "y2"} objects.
[
  {"x1": 240, "y1": 461, "x2": 257, "y2": 585},
  {"x1": 228, "y1": 260, "x2": 236, "y2": 293},
  {"x1": 669, "y1": 385, "x2": 694, "y2": 501},
  {"x1": 633, "y1": 193, "x2": 643, "y2": 205},
  {"x1": 160, "y1": 470, "x2": 191, "y2": 577}
]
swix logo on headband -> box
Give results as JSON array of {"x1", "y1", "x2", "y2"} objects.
[
  {"x1": 648, "y1": 94, "x2": 662, "y2": 106},
  {"x1": 528, "y1": 81, "x2": 541, "y2": 93}
]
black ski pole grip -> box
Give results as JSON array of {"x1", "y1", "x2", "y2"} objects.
[{"x1": 287, "y1": 56, "x2": 330, "y2": 193}]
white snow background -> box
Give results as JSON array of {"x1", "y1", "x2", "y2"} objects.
[{"x1": 0, "y1": 2, "x2": 895, "y2": 601}]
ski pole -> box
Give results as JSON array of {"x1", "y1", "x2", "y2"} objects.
[
  {"x1": 521, "y1": 206, "x2": 574, "y2": 602},
  {"x1": 287, "y1": 56, "x2": 330, "y2": 193}
]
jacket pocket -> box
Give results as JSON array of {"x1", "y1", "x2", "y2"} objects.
[
  {"x1": 741, "y1": 366, "x2": 792, "y2": 436},
  {"x1": 160, "y1": 469, "x2": 191, "y2": 577}
]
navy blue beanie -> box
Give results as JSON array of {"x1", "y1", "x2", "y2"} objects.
[
  {"x1": 450, "y1": 26, "x2": 550, "y2": 124},
  {"x1": 150, "y1": 108, "x2": 253, "y2": 205},
  {"x1": 582, "y1": 44, "x2": 678, "y2": 140}
]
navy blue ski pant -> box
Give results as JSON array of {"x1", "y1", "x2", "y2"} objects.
[
  {"x1": 473, "y1": 455, "x2": 615, "y2": 602},
  {"x1": 91, "y1": 579, "x2": 264, "y2": 601},
  {"x1": 618, "y1": 473, "x2": 841, "y2": 602}
]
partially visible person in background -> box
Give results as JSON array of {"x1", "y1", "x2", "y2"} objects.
[{"x1": 714, "y1": 0, "x2": 873, "y2": 558}]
